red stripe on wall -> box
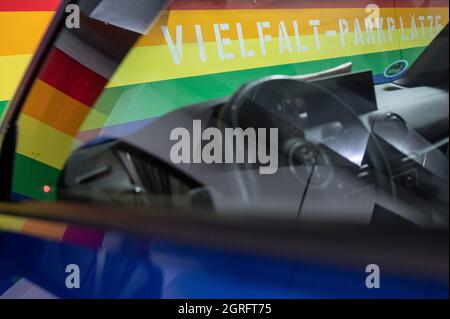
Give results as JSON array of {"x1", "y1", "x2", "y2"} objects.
[
  {"x1": 1, "y1": 0, "x2": 448, "y2": 12},
  {"x1": 168, "y1": 0, "x2": 449, "y2": 10},
  {"x1": 0, "y1": 0, "x2": 61, "y2": 11},
  {"x1": 38, "y1": 48, "x2": 108, "y2": 107}
]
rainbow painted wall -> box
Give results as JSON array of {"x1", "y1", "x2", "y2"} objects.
[{"x1": 0, "y1": 0, "x2": 59, "y2": 117}]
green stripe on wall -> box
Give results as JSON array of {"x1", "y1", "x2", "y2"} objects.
[
  {"x1": 93, "y1": 46, "x2": 426, "y2": 128},
  {"x1": 400, "y1": 45, "x2": 427, "y2": 62},
  {"x1": 12, "y1": 153, "x2": 60, "y2": 201},
  {"x1": 0, "y1": 100, "x2": 8, "y2": 120}
]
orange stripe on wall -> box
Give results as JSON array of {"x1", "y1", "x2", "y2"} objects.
[
  {"x1": 22, "y1": 80, "x2": 92, "y2": 137},
  {"x1": 137, "y1": 7, "x2": 448, "y2": 47},
  {"x1": 21, "y1": 220, "x2": 67, "y2": 241},
  {"x1": 0, "y1": 11, "x2": 54, "y2": 56}
]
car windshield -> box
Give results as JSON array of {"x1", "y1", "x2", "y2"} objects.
[{"x1": 2, "y1": 0, "x2": 448, "y2": 228}]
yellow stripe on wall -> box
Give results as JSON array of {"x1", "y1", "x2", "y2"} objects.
[
  {"x1": 0, "y1": 54, "x2": 32, "y2": 101},
  {"x1": 109, "y1": 27, "x2": 437, "y2": 88},
  {"x1": 0, "y1": 214, "x2": 26, "y2": 232},
  {"x1": 16, "y1": 114, "x2": 81, "y2": 169}
]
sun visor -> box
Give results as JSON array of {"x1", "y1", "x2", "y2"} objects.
[{"x1": 82, "y1": 0, "x2": 169, "y2": 34}]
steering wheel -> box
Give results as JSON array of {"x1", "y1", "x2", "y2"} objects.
[{"x1": 215, "y1": 76, "x2": 396, "y2": 214}]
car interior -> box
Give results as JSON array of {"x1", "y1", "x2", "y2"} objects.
[{"x1": 56, "y1": 25, "x2": 449, "y2": 228}]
